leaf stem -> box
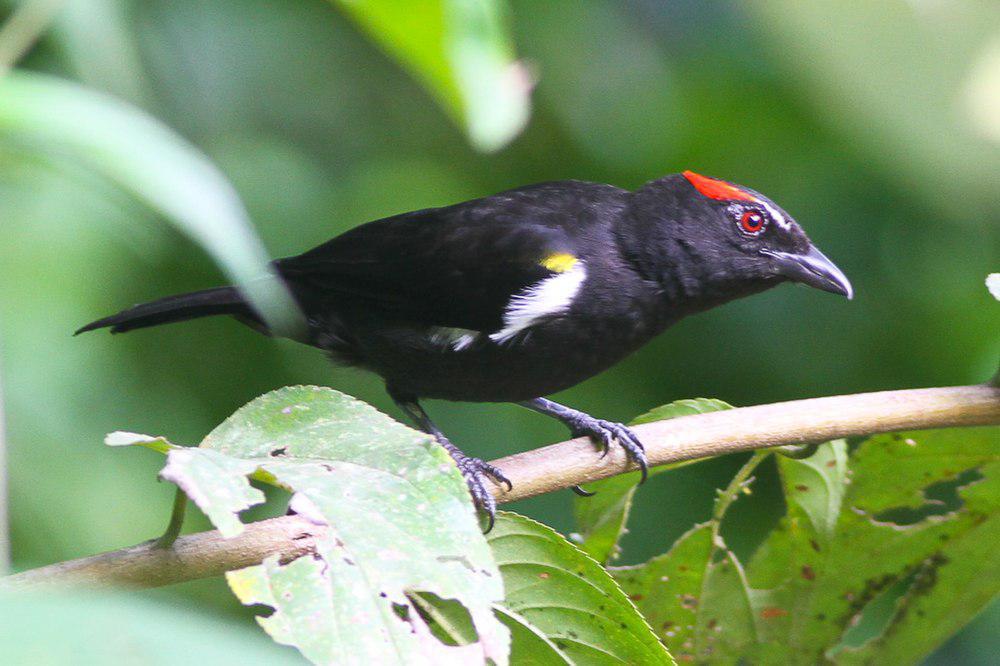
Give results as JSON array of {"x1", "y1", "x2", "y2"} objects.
[
  {"x1": 153, "y1": 487, "x2": 188, "y2": 549},
  {"x1": 711, "y1": 451, "x2": 770, "y2": 528}
]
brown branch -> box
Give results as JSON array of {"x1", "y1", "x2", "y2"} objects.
[
  {"x1": 5, "y1": 383, "x2": 999, "y2": 590},
  {"x1": 495, "y1": 383, "x2": 1000, "y2": 501},
  {"x1": 5, "y1": 514, "x2": 323, "y2": 590}
]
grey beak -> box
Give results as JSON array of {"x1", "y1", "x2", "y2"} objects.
[{"x1": 761, "y1": 245, "x2": 854, "y2": 299}]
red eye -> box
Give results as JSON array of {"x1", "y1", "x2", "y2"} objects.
[{"x1": 739, "y1": 210, "x2": 766, "y2": 235}]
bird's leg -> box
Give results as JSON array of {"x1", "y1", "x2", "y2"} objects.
[
  {"x1": 518, "y1": 397, "x2": 649, "y2": 484},
  {"x1": 390, "y1": 391, "x2": 511, "y2": 529}
]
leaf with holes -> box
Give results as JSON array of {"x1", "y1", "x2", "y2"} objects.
[
  {"x1": 488, "y1": 512, "x2": 673, "y2": 665},
  {"x1": 748, "y1": 427, "x2": 999, "y2": 664},
  {"x1": 112, "y1": 386, "x2": 509, "y2": 666},
  {"x1": 573, "y1": 399, "x2": 733, "y2": 564},
  {"x1": 604, "y1": 428, "x2": 1000, "y2": 663}
]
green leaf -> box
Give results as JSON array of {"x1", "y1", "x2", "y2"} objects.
[
  {"x1": 748, "y1": 427, "x2": 1000, "y2": 664},
  {"x1": 611, "y1": 524, "x2": 713, "y2": 656},
  {"x1": 113, "y1": 386, "x2": 509, "y2": 666},
  {"x1": 104, "y1": 431, "x2": 174, "y2": 455},
  {"x1": 494, "y1": 606, "x2": 572, "y2": 665},
  {"x1": 163, "y1": 448, "x2": 264, "y2": 538},
  {"x1": 0, "y1": 71, "x2": 303, "y2": 336},
  {"x1": 774, "y1": 440, "x2": 848, "y2": 542},
  {"x1": 573, "y1": 399, "x2": 733, "y2": 564},
  {"x1": 489, "y1": 512, "x2": 674, "y2": 665},
  {"x1": 610, "y1": 452, "x2": 768, "y2": 662},
  {"x1": 0, "y1": 588, "x2": 302, "y2": 664},
  {"x1": 411, "y1": 592, "x2": 479, "y2": 647},
  {"x1": 332, "y1": 0, "x2": 530, "y2": 152},
  {"x1": 570, "y1": 473, "x2": 638, "y2": 566},
  {"x1": 629, "y1": 399, "x2": 735, "y2": 427},
  {"x1": 614, "y1": 429, "x2": 1000, "y2": 663}
]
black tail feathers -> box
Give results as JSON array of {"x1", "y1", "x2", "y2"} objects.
[{"x1": 75, "y1": 286, "x2": 256, "y2": 335}]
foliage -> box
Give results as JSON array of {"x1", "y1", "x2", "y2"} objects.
[
  {"x1": 0, "y1": 0, "x2": 997, "y2": 663},
  {"x1": 332, "y1": 0, "x2": 529, "y2": 152},
  {"x1": 103, "y1": 387, "x2": 997, "y2": 664},
  {"x1": 488, "y1": 512, "x2": 672, "y2": 664},
  {"x1": 751, "y1": 1, "x2": 998, "y2": 217},
  {"x1": 610, "y1": 429, "x2": 999, "y2": 664},
  {"x1": 572, "y1": 399, "x2": 733, "y2": 564},
  {"x1": 0, "y1": 72, "x2": 301, "y2": 335},
  {"x1": 112, "y1": 387, "x2": 508, "y2": 665}
]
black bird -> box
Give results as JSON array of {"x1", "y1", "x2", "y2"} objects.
[{"x1": 78, "y1": 171, "x2": 852, "y2": 523}]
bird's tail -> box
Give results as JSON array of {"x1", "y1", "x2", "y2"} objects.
[{"x1": 75, "y1": 286, "x2": 258, "y2": 335}]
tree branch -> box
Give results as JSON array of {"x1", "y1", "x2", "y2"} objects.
[
  {"x1": 5, "y1": 383, "x2": 998, "y2": 590},
  {"x1": 495, "y1": 383, "x2": 1000, "y2": 501}
]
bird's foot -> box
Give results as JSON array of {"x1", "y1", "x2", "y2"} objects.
[
  {"x1": 390, "y1": 392, "x2": 512, "y2": 530},
  {"x1": 440, "y1": 441, "x2": 511, "y2": 531},
  {"x1": 569, "y1": 417, "x2": 649, "y2": 484}
]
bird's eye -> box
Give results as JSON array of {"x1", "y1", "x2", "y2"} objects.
[{"x1": 739, "y1": 210, "x2": 766, "y2": 235}]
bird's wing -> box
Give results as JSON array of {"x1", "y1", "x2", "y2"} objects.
[{"x1": 275, "y1": 196, "x2": 586, "y2": 333}]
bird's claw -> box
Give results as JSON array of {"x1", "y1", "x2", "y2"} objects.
[
  {"x1": 455, "y1": 456, "x2": 512, "y2": 531},
  {"x1": 573, "y1": 418, "x2": 649, "y2": 484}
]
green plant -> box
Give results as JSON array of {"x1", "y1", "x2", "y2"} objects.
[
  {"x1": 5, "y1": 384, "x2": 998, "y2": 664},
  {"x1": 1, "y1": 1, "x2": 997, "y2": 663}
]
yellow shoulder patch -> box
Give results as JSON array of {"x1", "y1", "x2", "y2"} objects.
[{"x1": 540, "y1": 252, "x2": 578, "y2": 273}]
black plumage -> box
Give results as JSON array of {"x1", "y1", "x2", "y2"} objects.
[{"x1": 78, "y1": 172, "x2": 853, "y2": 524}]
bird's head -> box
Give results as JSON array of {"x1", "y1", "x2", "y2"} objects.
[{"x1": 626, "y1": 171, "x2": 853, "y2": 305}]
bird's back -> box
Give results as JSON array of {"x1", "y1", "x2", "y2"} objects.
[{"x1": 274, "y1": 179, "x2": 667, "y2": 401}]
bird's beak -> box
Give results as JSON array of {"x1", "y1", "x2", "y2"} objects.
[{"x1": 761, "y1": 245, "x2": 853, "y2": 299}]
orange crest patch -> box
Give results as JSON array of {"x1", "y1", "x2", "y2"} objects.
[{"x1": 682, "y1": 170, "x2": 757, "y2": 203}]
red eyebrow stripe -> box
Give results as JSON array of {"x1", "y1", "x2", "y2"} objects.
[{"x1": 683, "y1": 170, "x2": 758, "y2": 203}]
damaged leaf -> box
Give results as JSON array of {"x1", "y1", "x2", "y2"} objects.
[
  {"x1": 607, "y1": 426, "x2": 998, "y2": 663},
  {"x1": 750, "y1": 427, "x2": 999, "y2": 664},
  {"x1": 488, "y1": 512, "x2": 674, "y2": 665},
  {"x1": 112, "y1": 386, "x2": 509, "y2": 666}
]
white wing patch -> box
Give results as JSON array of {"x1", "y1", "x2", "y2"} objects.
[
  {"x1": 490, "y1": 263, "x2": 587, "y2": 343},
  {"x1": 428, "y1": 326, "x2": 480, "y2": 351}
]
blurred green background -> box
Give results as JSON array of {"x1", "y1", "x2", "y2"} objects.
[{"x1": 0, "y1": 0, "x2": 997, "y2": 662}]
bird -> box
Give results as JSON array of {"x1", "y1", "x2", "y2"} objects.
[{"x1": 77, "y1": 171, "x2": 853, "y2": 526}]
